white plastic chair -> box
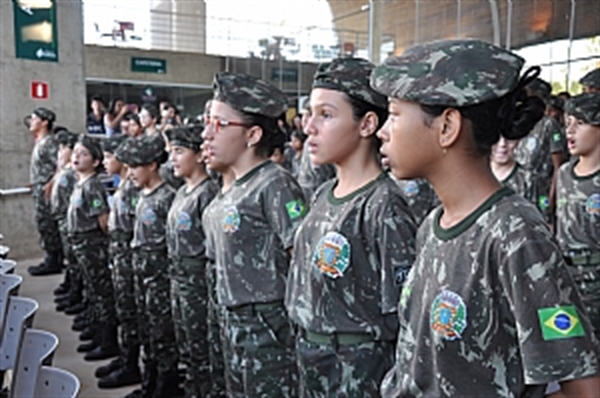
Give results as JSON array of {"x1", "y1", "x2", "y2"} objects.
[
  {"x1": 10, "y1": 329, "x2": 59, "y2": 398},
  {"x1": 33, "y1": 366, "x2": 80, "y2": 398},
  {"x1": 0, "y1": 296, "x2": 38, "y2": 372},
  {"x1": 0, "y1": 260, "x2": 16, "y2": 275},
  {"x1": 0, "y1": 245, "x2": 9, "y2": 259},
  {"x1": 0, "y1": 274, "x2": 23, "y2": 334}
]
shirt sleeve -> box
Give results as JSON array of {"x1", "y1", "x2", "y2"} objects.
[
  {"x1": 498, "y1": 220, "x2": 600, "y2": 385},
  {"x1": 86, "y1": 180, "x2": 109, "y2": 218},
  {"x1": 547, "y1": 120, "x2": 565, "y2": 154}
]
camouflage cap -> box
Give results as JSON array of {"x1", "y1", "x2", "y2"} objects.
[
  {"x1": 77, "y1": 135, "x2": 103, "y2": 162},
  {"x1": 313, "y1": 58, "x2": 387, "y2": 109},
  {"x1": 165, "y1": 125, "x2": 203, "y2": 151},
  {"x1": 546, "y1": 95, "x2": 564, "y2": 111},
  {"x1": 115, "y1": 134, "x2": 166, "y2": 167},
  {"x1": 56, "y1": 130, "x2": 79, "y2": 149},
  {"x1": 101, "y1": 134, "x2": 128, "y2": 154},
  {"x1": 213, "y1": 72, "x2": 288, "y2": 118},
  {"x1": 565, "y1": 93, "x2": 600, "y2": 126},
  {"x1": 33, "y1": 107, "x2": 56, "y2": 123},
  {"x1": 527, "y1": 77, "x2": 552, "y2": 100},
  {"x1": 579, "y1": 68, "x2": 600, "y2": 89},
  {"x1": 370, "y1": 39, "x2": 525, "y2": 107}
]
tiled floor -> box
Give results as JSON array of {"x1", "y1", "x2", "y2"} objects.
[{"x1": 14, "y1": 257, "x2": 139, "y2": 398}]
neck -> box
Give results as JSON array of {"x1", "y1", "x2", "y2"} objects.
[
  {"x1": 144, "y1": 174, "x2": 163, "y2": 193},
  {"x1": 428, "y1": 154, "x2": 501, "y2": 229},
  {"x1": 490, "y1": 159, "x2": 516, "y2": 182},
  {"x1": 186, "y1": 167, "x2": 208, "y2": 189},
  {"x1": 77, "y1": 170, "x2": 95, "y2": 180},
  {"x1": 232, "y1": 150, "x2": 266, "y2": 180},
  {"x1": 119, "y1": 167, "x2": 129, "y2": 186},
  {"x1": 575, "y1": 152, "x2": 600, "y2": 176},
  {"x1": 333, "y1": 144, "x2": 381, "y2": 197}
]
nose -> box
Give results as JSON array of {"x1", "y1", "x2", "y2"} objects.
[
  {"x1": 304, "y1": 114, "x2": 317, "y2": 136},
  {"x1": 377, "y1": 118, "x2": 391, "y2": 141}
]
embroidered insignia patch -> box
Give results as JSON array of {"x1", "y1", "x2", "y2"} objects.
[
  {"x1": 394, "y1": 265, "x2": 410, "y2": 286},
  {"x1": 59, "y1": 175, "x2": 69, "y2": 187},
  {"x1": 538, "y1": 306, "x2": 585, "y2": 340},
  {"x1": 430, "y1": 290, "x2": 467, "y2": 341},
  {"x1": 140, "y1": 208, "x2": 157, "y2": 226},
  {"x1": 74, "y1": 197, "x2": 84, "y2": 207},
  {"x1": 552, "y1": 132, "x2": 562, "y2": 142},
  {"x1": 526, "y1": 136, "x2": 538, "y2": 151},
  {"x1": 312, "y1": 232, "x2": 350, "y2": 278},
  {"x1": 538, "y1": 195, "x2": 550, "y2": 210},
  {"x1": 285, "y1": 200, "x2": 306, "y2": 220},
  {"x1": 117, "y1": 199, "x2": 128, "y2": 213},
  {"x1": 222, "y1": 206, "x2": 240, "y2": 233},
  {"x1": 92, "y1": 198, "x2": 103, "y2": 209},
  {"x1": 176, "y1": 211, "x2": 192, "y2": 231},
  {"x1": 403, "y1": 181, "x2": 420, "y2": 198},
  {"x1": 586, "y1": 194, "x2": 600, "y2": 216}
]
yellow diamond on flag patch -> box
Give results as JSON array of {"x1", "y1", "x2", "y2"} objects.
[{"x1": 538, "y1": 306, "x2": 585, "y2": 341}]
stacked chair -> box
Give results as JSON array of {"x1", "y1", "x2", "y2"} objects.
[{"x1": 0, "y1": 238, "x2": 80, "y2": 398}]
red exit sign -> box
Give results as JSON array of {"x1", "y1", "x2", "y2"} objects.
[{"x1": 31, "y1": 81, "x2": 49, "y2": 100}]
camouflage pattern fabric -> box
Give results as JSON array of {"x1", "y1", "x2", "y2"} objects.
[
  {"x1": 167, "y1": 178, "x2": 218, "y2": 397},
  {"x1": 313, "y1": 57, "x2": 387, "y2": 109},
  {"x1": 213, "y1": 72, "x2": 288, "y2": 117},
  {"x1": 556, "y1": 163, "x2": 600, "y2": 338},
  {"x1": 297, "y1": 145, "x2": 336, "y2": 201},
  {"x1": 57, "y1": 217, "x2": 79, "y2": 291},
  {"x1": 132, "y1": 250, "x2": 178, "y2": 377},
  {"x1": 116, "y1": 134, "x2": 166, "y2": 168},
  {"x1": 130, "y1": 182, "x2": 175, "y2": 251},
  {"x1": 50, "y1": 167, "x2": 77, "y2": 218},
  {"x1": 222, "y1": 303, "x2": 297, "y2": 398},
  {"x1": 565, "y1": 93, "x2": 600, "y2": 125},
  {"x1": 159, "y1": 160, "x2": 185, "y2": 190},
  {"x1": 107, "y1": 178, "x2": 139, "y2": 235},
  {"x1": 213, "y1": 161, "x2": 306, "y2": 307},
  {"x1": 513, "y1": 116, "x2": 565, "y2": 221},
  {"x1": 67, "y1": 173, "x2": 109, "y2": 234},
  {"x1": 164, "y1": 125, "x2": 203, "y2": 151},
  {"x1": 30, "y1": 133, "x2": 58, "y2": 185},
  {"x1": 370, "y1": 39, "x2": 524, "y2": 107},
  {"x1": 391, "y1": 176, "x2": 440, "y2": 226},
  {"x1": 580, "y1": 68, "x2": 600, "y2": 90},
  {"x1": 498, "y1": 163, "x2": 537, "y2": 205},
  {"x1": 527, "y1": 77, "x2": 552, "y2": 100},
  {"x1": 381, "y1": 188, "x2": 600, "y2": 397},
  {"x1": 297, "y1": 337, "x2": 395, "y2": 398},
  {"x1": 286, "y1": 173, "x2": 416, "y2": 396}
]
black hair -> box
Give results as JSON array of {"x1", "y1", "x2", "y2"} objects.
[
  {"x1": 420, "y1": 86, "x2": 545, "y2": 156},
  {"x1": 343, "y1": 93, "x2": 389, "y2": 151},
  {"x1": 142, "y1": 104, "x2": 159, "y2": 120},
  {"x1": 558, "y1": 91, "x2": 571, "y2": 99},
  {"x1": 291, "y1": 129, "x2": 308, "y2": 143},
  {"x1": 238, "y1": 112, "x2": 284, "y2": 158},
  {"x1": 107, "y1": 98, "x2": 124, "y2": 116},
  {"x1": 127, "y1": 113, "x2": 142, "y2": 127},
  {"x1": 90, "y1": 95, "x2": 104, "y2": 105},
  {"x1": 52, "y1": 125, "x2": 68, "y2": 135}
]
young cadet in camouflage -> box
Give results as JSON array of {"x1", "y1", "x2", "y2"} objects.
[
  {"x1": 119, "y1": 134, "x2": 179, "y2": 398},
  {"x1": 285, "y1": 57, "x2": 417, "y2": 397},
  {"x1": 165, "y1": 126, "x2": 218, "y2": 398},
  {"x1": 371, "y1": 39, "x2": 600, "y2": 397},
  {"x1": 27, "y1": 107, "x2": 63, "y2": 276},
  {"x1": 94, "y1": 135, "x2": 142, "y2": 389},
  {"x1": 67, "y1": 135, "x2": 119, "y2": 361},
  {"x1": 204, "y1": 71, "x2": 304, "y2": 397},
  {"x1": 491, "y1": 136, "x2": 538, "y2": 204},
  {"x1": 391, "y1": 177, "x2": 439, "y2": 226},
  {"x1": 51, "y1": 131, "x2": 80, "y2": 311},
  {"x1": 580, "y1": 68, "x2": 600, "y2": 93},
  {"x1": 513, "y1": 78, "x2": 566, "y2": 224},
  {"x1": 557, "y1": 93, "x2": 600, "y2": 340},
  {"x1": 159, "y1": 158, "x2": 185, "y2": 190}
]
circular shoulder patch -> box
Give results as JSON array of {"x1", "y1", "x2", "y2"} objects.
[
  {"x1": 312, "y1": 231, "x2": 351, "y2": 279},
  {"x1": 430, "y1": 290, "x2": 467, "y2": 341},
  {"x1": 176, "y1": 211, "x2": 192, "y2": 231},
  {"x1": 141, "y1": 207, "x2": 157, "y2": 226},
  {"x1": 222, "y1": 206, "x2": 241, "y2": 233},
  {"x1": 403, "y1": 180, "x2": 420, "y2": 198},
  {"x1": 525, "y1": 136, "x2": 538, "y2": 152},
  {"x1": 586, "y1": 193, "x2": 600, "y2": 216}
]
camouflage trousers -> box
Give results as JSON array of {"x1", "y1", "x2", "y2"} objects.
[
  {"x1": 295, "y1": 334, "x2": 395, "y2": 398},
  {"x1": 169, "y1": 256, "x2": 211, "y2": 398},
  {"x1": 566, "y1": 260, "x2": 600, "y2": 340},
  {"x1": 32, "y1": 186, "x2": 61, "y2": 252},
  {"x1": 109, "y1": 233, "x2": 138, "y2": 349},
  {"x1": 206, "y1": 261, "x2": 226, "y2": 397},
  {"x1": 132, "y1": 250, "x2": 178, "y2": 375},
  {"x1": 57, "y1": 217, "x2": 83, "y2": 299},
  {"x1": 70, "y1": 232, "x2": 116, "y2": 326},
  {"x1": 222, "y1": 302, "x2": 297, "y2": 398}
]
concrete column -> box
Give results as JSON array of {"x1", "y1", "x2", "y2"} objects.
[
  {"x1": 150, "y1": 0, "x2": 206, "y2": 53},
  {"x1": 0, "y1": 0, "x2": 86, "y2": 258},
  {"x1": 368, "y1": 0, "x2": 383, "y2": 64}
]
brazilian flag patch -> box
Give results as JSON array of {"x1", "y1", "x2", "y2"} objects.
[
  {"x1": 552, "y1": 132, "x2": 562, "y2": 142},
  {"x1": 92, "y1": 198, "x2": 103, "y2": 208},
  {"x1": 538, "y1": 306, "x2": 585, "y2": 341},
  {"x1": 285, "y1": 200, "x2": 305, "y2": 220}
]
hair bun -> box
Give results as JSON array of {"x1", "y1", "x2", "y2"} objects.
[{"x1": 503, "y1": 95, "x2": 545, "y2": 140}]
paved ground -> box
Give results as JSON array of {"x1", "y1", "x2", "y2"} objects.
[{"x1": 14, "y1": 257, "x2": 139, "y2": 397}]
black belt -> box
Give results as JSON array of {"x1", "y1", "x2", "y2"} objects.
[
  {"x1": 226, "y1": 301, "x2": 283, "y2": 314},
  {"x1": 565, "y1": 251, "x2": 600, "y2": 265},
  {"x1": 109, "y1": 230, "x2": 133, "y2": 241},
  {"x1": 301, "y1": 328, "x2": 374, "y2": 347}
]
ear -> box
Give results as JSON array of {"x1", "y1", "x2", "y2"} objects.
[
  {"x1": 92, "y1": 159, "x2": 101, "y2": 169},
  {"x1": 245, "y1": 125, "x2": 263, "y2": 147},
  {"x1": 438, "y1": 108, "x2": 463, "y2": 150},
  {"x1": 358, "y1": 111, "x2": 379, "y2": 138}
]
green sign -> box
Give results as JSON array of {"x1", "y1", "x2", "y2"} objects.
[
  {"x1": 13, "y1": 0, "x2": 59, "y2": 62},
  {"x1": 131, "y1": 57, "x2": 167, "y2": 74},
  {"x1": 271, "y1": 68, "x2": 298, "y2": 82}
]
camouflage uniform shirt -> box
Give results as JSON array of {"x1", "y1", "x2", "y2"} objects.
[
  {"x1": 131, "y1": 182, "x2": 176, "y2": 251},
  {"x1": 50, "y1": 167, "x2": 77, "y2": 218},
  {"x1": 30, "y1": 134, "x2": 59, "y2": 186},
  {"x1": 213, "y1": 161, "x2": 306, "y2": 307},
  {"x1": 167, "y1": 178, "x2": 218, "y2": 258},
  {"x1": 556, "y1": 162, "x2": 600, "y2": 253},
  {"x1": 67, "y1": 173, "x2": 109, "y2": 234},
  {"x1": 381, "y1": 188, "x2": 600, "y2": 398},
  {"x1": 108, "y1": 179, "x2": 139, "y2": 234},
  {"x1": 286, "y1": 173, "x2": 416, "y2": 341},
  {"x1": 500, "y1": 163, "x2": 537, "y2": 205},
  {"x1": 392, "y1": 176, "x2": 439, "y2": 226}
]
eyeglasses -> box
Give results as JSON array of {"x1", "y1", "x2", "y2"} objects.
[{"x1": 203, "y1": 115, "x2": 251, "y2": 133}]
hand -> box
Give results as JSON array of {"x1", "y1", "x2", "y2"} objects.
[{"x1": 43, "y1": 181, "x2": 53, "y2": 200}]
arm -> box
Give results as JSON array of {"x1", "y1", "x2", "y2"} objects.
[
  {"x1": 104, "y1": 107, "x2": 127, "y2": 130},
  {"x1": 98, "y1": 212, "x2": 109, "y2": 235},
  {"x1": 547, "y1": 375, "x2": 600, "y2": 397},
  {"x1": 548, "y1": 152, "x2": 565, "y2": 232}
]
